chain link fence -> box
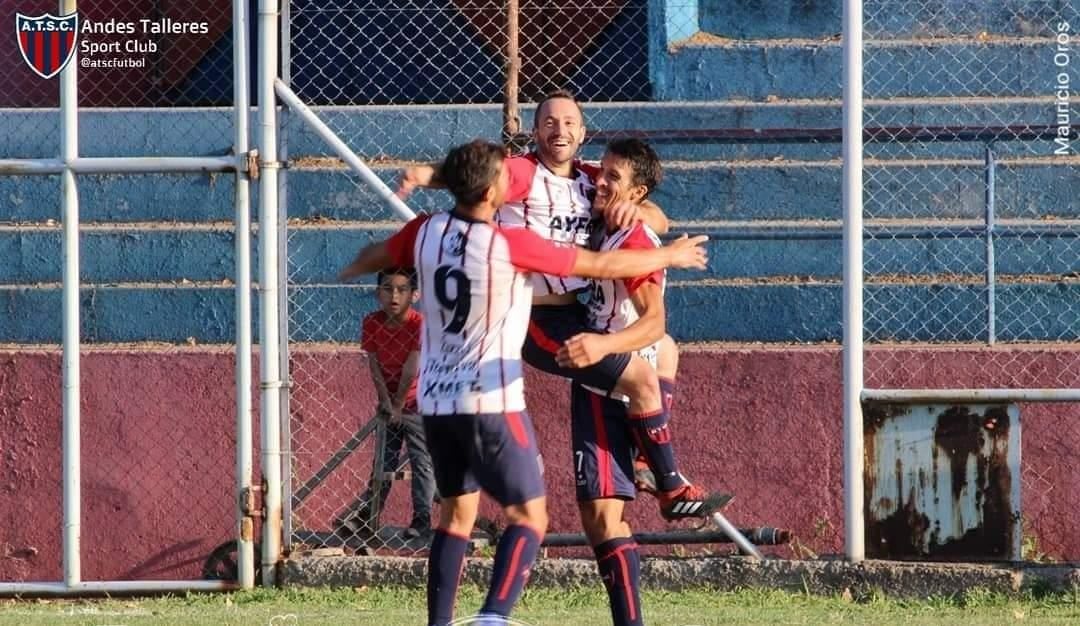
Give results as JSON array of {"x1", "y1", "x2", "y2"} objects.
[
  {"x1": 861, "y1": 0, "x2": 1080, "y2": 560},
  {"x1": 282, "y1": 0, "x2": 1078, "y2": 562},
  {"x1": 281, "y1": 0, "x2": 839, "y2": 559},
  {"x1": 1, "y1": 0, "x2": 246, "y2": 583}
]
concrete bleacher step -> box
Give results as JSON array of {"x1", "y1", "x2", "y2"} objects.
[
  {"x1": 6, "y1": 156, "x2": 1075, "y2": 224},
  {"x1": 2, "y1": 99, "x2": 1067, "y2": 163},
  {"x1": 698, "y1": 1, "x2": 1066, "y2": 39},
  {"x1": 4, "y1": 281, "x2": 1078, "y2": 344},
  {"x1": 6, "y1": 222, "x2": 1076, "y2": 285},
  {"x1": 658, "y1": 36, "x2": 1063, "y2": 100}
]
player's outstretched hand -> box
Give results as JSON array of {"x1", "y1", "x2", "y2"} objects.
[
  {"x1": 665, "y1": 234, "x2": 709, "y2": 270},
  {"x1": 557, "y1": 333, "x2": 611, "y2": 369}
]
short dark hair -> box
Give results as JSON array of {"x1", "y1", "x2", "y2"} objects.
[
  {"x1": 605, "y1": 138, "x2": 662, "y2": 198},
  {"x1": 533, "y1": 89, "x2": 584, "y2": 130},
  {"x1": 377, "y1": 266, "x2": 417, "y2": 290},
  {"x1": 439, "y1": 139, "x2": 505, "y2": 207}
]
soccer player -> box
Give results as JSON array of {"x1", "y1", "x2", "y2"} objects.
[
  {"x1": 559, "y1": 138, "x2": 711, "y2": 626},
  {"x1": 397, "y1": 91, "x2": 724, "y2": 521},
  {"x1": 336, "y1": 267, "x2": 436, "y2": 540},
  {"x1": 339, "y1": 140, "x2": 710, "y2": 626}
]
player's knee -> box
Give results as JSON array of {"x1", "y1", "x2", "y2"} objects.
[
  {"x1": 578, "y1": 501, "x2": 630, "y2": 545},
  {"x1": 656, "y1": 334, "x2": 679, "y2": 380},
  {"x1": 616, "y1": 357, "x2": 661, "y2": 407},
  {"x1": 505, "y1": 498, "x2": 548, "y2": 536}
]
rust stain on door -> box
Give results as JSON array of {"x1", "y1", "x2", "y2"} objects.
[{"x1": 864, "y1": 403, "x2": 1020, "y2": 561}]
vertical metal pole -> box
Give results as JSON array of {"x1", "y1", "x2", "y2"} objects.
[
  {"x1": 233, "y1": 0, "x2": 255, "y2": 590},
  {"x1": 502, "y1": 0, "x2": 521, "y2": 147},
  {"x1": 278, "y1": 0, "x2": 294, "y2": 547},
  {"x1": 984, "y1": 145, "x2": 996, "y2": 345},
  {"x1": 842, "y1": 0, "x2": 865, "y2": 562},
  {"x1": 59, "y1": 0, "x2": 81, "y2": 588},
  {"x1": 258, "y1": 0, "x2": 283, "y2": 586}
]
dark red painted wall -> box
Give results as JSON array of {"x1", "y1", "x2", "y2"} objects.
[{"x1": 2, "y1": 347, "x2": 1078, "y2": 582}]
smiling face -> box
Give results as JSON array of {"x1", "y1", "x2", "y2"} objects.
[
  {"x1": 593, "y1": 153, "x2": 649, "y2": 217},
  {"x1": 532, "y1": 95, "x2": 586, "y2": 174}
]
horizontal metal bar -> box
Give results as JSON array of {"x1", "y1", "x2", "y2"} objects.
[
  {"x1": 71, "y1": 157, "x2": 237, "y2": 174},
  {"x1": 542, "y1": 526, "x2": 791, "y2": 548},
  {"x1": 665, "y1": 223, "x2": 1080, "y2": 241},
  {"x1": 0, "y1": 580, "x2": 238, "y2": 596},
  {"x1": 0, "y1": 159, "x2": 64, "y2": 175},
  {"x1": 0, "y1": 157, "x2": 237, "y2": 176},
  {"x1": 863, "y1": 388, "x2": 1080, "y2": 403},
  {"x1": 575, "y1": 124, "x2": 1079, "y2": 145}
]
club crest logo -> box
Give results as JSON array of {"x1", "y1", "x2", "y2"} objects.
[
  {"x1": 443, "y1": 231, "x2": 467, "y2": 257},
  {"x1": 15, "y1": 12, "x2": 79, "y2": 79}
]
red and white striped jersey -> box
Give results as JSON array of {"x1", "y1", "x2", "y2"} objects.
[
  {"x1": 385, "y1": 212, "x2": 578, "y2": 415},
  {"x1": 495, "y1": 153, "x2": 600, "y2": 297},
  {"x1": 584, "y1": 222, "x2": 666, "y2": 366}
]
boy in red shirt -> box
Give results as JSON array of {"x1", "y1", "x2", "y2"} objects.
[{"x1": 338, "y1": 267, "x2": 436, "y2": 539}]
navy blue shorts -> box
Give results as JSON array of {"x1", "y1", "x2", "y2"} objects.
[
  {"x1": 570, "y1": 382, "x2": 637, "y2": 502},
  {"x1": 422, "y1": 412, "x2": 545, "y2": 507},
  {"x1": 524, "y1": 302, "x2": 631, "y2": 393}
]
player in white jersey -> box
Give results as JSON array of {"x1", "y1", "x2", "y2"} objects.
[
  {"x1": 397, "y1": 91, "x2": 725, "y2": 522},
  {"x1": 557, "y1": 138, "x2": 729, "y2": 626},
  {"x1": 340, "y1": 140, "x2": 710, "y2": 626}
]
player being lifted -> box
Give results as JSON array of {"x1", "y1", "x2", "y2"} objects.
[
  {"x1": 340, "y1": 140, "x2": 711, "y2": 626},
  {"x1": 558, "y1": 139, "x2": 717, "y2": 626},
  {"x1": 397, "y1": 91, "x2": 726, "y2": 520}
]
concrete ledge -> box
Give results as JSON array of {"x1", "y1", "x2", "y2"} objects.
[
  {"x1": 4, "y1": 283, "x2": 1080, "y2": 343},
  {"x1": 281, "y1": 555, "x2": 1080, "y2": 598}
]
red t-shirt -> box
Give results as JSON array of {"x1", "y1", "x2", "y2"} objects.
[{"x1": 361, "y1": 308, "x2": 422, "y2": 412}]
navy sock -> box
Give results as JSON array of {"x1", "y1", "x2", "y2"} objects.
[
  {"x1": 428, "y1": 529, "x2": 469, "y2": 626},
  {"x1": 659, "y1": 377, "x2": 676, "y2": 415},
  {"x1": 594, "y1": 537, "x2": 643, "y2": 626},
  {"x1": 480, "y1": 524, "x2": 541, "y2": 617},
  {"x1": 629, "y1": 407, "x2": 681, "y2": 492}
]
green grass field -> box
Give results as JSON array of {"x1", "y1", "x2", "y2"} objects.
[{"x1": 1, "y1": 586, "x2": 1079, "y2": 625}]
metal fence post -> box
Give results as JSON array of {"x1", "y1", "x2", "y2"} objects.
[
  {"x1": 233, "y1": 0, "x2": 256, "y2": 590},
  {"x1": 502, "y1": 0, "x2": 521, "y2": 147},
  {"x1": 258, "y1": 0, "x2": 283, "y2": 587},
  {"x1": 59, "y1": 0, "x2": 81, "y2": 588},
  {"x1": 842, "y1": 0, "x2": 865, "y2": 563}
]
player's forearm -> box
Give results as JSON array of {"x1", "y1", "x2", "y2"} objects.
[
  {"x1": 638, "y1": 199, "x2": 669, "y2": 235},
  {"x1": 340, "y1": 242, "x2": 392, "y2": 281},
  {"x1": 572, "y1": 247, "x2": 675, "y2": 280},
  {"x1": 599, "y1": 313, "x2": 666, "y2": 356}
]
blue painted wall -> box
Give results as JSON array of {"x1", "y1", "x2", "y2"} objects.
[{"x1": 3, "y1": 2, "x2": 1077, "y2": 345}]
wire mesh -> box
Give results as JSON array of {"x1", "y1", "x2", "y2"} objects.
[
  {"x1": 2, "y1": 0, "x2": 242, "y2": 582},
  {"x1": 283, "y1": 0, "x2": 1079, "y2": 562},
  {"x1": 861, "y1": 0, "x2": 1080, "y2": 561}
]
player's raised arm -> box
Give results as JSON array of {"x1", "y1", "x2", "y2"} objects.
[
  {"x1": 339, "y1": 214, "x2": 429, "y2": 281},
  {"x1": 396, "y1": 163, "x2": 443, "y2": 199},
  {"x1": 572, "y1": 233, "x2": 705, "y2": 278},
  {"x1": 502, "y1": 228, "x2": 706, "y2": 279}
]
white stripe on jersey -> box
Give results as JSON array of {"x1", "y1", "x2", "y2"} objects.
[
  {"x1": 585, "y1": 223, "x2": 666, "y2": 338},
  {"x1": 497, "y1": 154, "x2": 597, "y2": 296},
  {"x1": 412, "y1": 212, "x2": 533, "y2": 415},
  {"x1": 580, "y1": 223, "x2": 666, "y2": 400}
]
